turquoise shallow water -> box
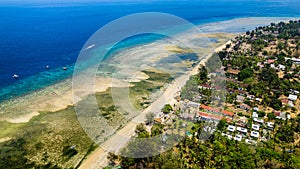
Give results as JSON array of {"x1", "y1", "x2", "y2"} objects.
[{"x1": 1, "y1": 0, "x2": 300, "y2": 102}]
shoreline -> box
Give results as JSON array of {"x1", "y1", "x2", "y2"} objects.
[{"x1": 1, "y1": 16, "x2": 298, "y2": 123}]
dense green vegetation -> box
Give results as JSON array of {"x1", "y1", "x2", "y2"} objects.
[{"x1": 107, "y1": 116, "x2": 300, "y2": 169}]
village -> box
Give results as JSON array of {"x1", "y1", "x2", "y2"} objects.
[{"x1": 148, "y1": 21, "x2": 300, "y2": 147}]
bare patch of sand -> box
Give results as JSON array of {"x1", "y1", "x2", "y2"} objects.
[{"x1": 0, "y1": 137, "x2": 11, "y2": 143}]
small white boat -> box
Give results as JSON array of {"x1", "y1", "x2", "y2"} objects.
[
  {"x1": 12, "y1": 74, "x2": 19, "y2": 79},
  {"x1": 84, "y1": 44, "x2": 96, "y2": 50},
  {"x1": 46, "y1": 65, "x2": 50, "y2": 69},
  {"x1": 63, "y1": 67, "x2": 67, "y2": 70}
]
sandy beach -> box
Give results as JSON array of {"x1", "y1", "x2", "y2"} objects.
[{"x1": 0, "y1": 32, "x2": 233, "y2": 123}]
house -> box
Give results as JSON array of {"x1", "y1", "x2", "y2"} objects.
[
  {"x1": 185, "y1": 100, "x2": 201, "y2": 108},
  {"x1": 288, "y1": 94, "x2": 298, "y2": 102},
  {"x1": 255, "y1": 98, "x2": 262, "y2": 102},
  {"x1": 290, "y1": 89, "x2": 299, "y2": 95},
  {"x1": 246, "y1": 95, "x2": 255, "y2": 100},
  {"x1": 236, "y1": 127, "x2": 248, "y2": 134},
  {"x1": 245, "y1": 139, "x2": 257, "y2": 145},
  {"x1": 252, "y1": 112, "x2": 259, "y2": 118},
  {"x1": 236, "y1": 95, "x2": 245, "y2": 103},
  {"x1": 239, "y1": 103, "x2": 251, "y2": 111},
  {"x1": 227, "y1": 69, "x2": 240, "y2": 75},
  {"x1": 253, "y1": 107, "x2": 259, "y2": 112},
  {"x1": 267, "y1": 59, "x2": 275, "y2": 64},
  {"x1": 221, "y1": 133, "x2": 233, "y2": 140},
  {"x1": 257, "y1": 62, "x2": 264, "y2": 68},
  {"x1": 154, "y1": 118, "x2": 162, "y2": 124},
  {"x1": 289, "y1": 100, "x2": 295, "y2": 107},
  {"x1": 278, "y1": 64, "x2": 286, "y2": 70},
  {"x1": 291, "y1": 58, "x2": 300, "y2": 64},
  {"x1": 198, "y1": 112, "x2": 221, "y2": 121},
  {"x1": 200, "y1": 105, "x2": 221, "y2": 114},
  {"x1": 250, "y1": 131, "x2": 260, "y2": 138},
  {"x1": 275, "y1": 111, "x2": 286, "y2": 120},
  {"x1": 270, "y1": 64, "x2": 276, "y2": 69},
  {"x1": 198, "y1": 84, "x2": 211, "y2": 90},
  {"x1": 253, "y1": 118, "x2": 264, "y2": 123},
  {"x1": 222, "y1": 110, "x2": 234, "y2": 117},
  {"x1": 227, "y1": 125, "x2": 236, "y2": 132},
  {"x1": 252, "y1": 124, "x2": 260, "y2": 131},
  {"x1": 281, "y1": 98, "x2": 289, "y2": 105},
  {"x1": 234, "y1": 134, "x2": 243, "y2": 142}
]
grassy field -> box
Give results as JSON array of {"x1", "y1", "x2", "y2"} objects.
[{"x1": 0, "y1": 70, "x2": 173, "y2": 168}]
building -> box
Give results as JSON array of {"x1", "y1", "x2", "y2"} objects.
[
  {"x1": 266, "y1": 122, "x2": 274, "y2": 129},
  {"x1": 184, "y1": 100, "x2": 201, "y2": 108},
  {"x1": 222, "y1": 110, "x2": 234, "y2": 117},
  {"x1": 227, "y1": 69, "x2": 240, "y2": 76},
  {"x1": 275, "y1": 111, "x2": 286, "y2": 120},
  {"x1": 281, "y1": 98, "x2": 289, "y2": 105},
  {"x1": 236, "y1": 127, "x2": 247, "y2": 134},
  {"x1": 200, "y1": 105, "x2": 221, "y2": 114},
  {"x1": 291, "y1": 58, "x2": 300, "y2": 64},
  {"x1": 252, "y1": 124, "x2": 260, "y2": 131},
  {"x1": 253, "y1": 118, "x2": 264, "y2": 123},
  {"x1": 245, "y1": 139, "x2": 257, "y2": 145},
  {"x1": 267, "y1": 59, "x2": 275, "y2": 64},
  {"x1": 252, "y1": 112, "x2": 259, "y2": 118},
  {"x1": 250, "y1": 131, "x2": 260, "y2": 138},
  {"x1": 234, "y1": 134, "x2": 243, "y2": 142},
  {"x1": 239, "y1": 103, "x2": 251, "y2": 111},
  {"x1": 278, "y1": 64, "x2": 286, "y2": 70},
  {"x1": 288, "y1": 94, "x2": 298, "y2": 102},
  {"x1": 227, "y1": 125, "x2": 236, "y2": 132},
  {"x1": 236, "y1": 95, "x2": 245, "y2": 103}
]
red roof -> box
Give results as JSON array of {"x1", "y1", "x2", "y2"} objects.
[
  {"x1": 201, "y1": 84, "x2": 211, "y2": 88},
  {"x1": 267, "y1": 59, "x2": 275, "y2": 64},
  {"x1": 198, "y1": 112, "x2": 232, "y2": 122},
  {"x1": 273, "y1": 110, "x2": 280, "y2": 116},
  {"x1": 200, "y1": 105, "x2": 221, "y2": 113},
  {"x1": 240, "y1": 103, "x2": 251, "y2": 109},
  {"x1": 214, "y1": 86, "x2": 222, "y2": 90},
  {"x1": 222, "y1": 110, "x2": 234, "y2": 117},
  {"x1": 199, "y1": 112, "x2": 222, "y2": 120},
  {"x1": 201, "y1": 104, "x2": 210, "y2": 110},
  {"x1": 281, "y1": 98, "x2": 289, "y2": 104}
]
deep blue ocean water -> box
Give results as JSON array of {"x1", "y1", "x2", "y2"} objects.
[{"x1": 0, "y1": 0, "x2": 300, "y2": 101}]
